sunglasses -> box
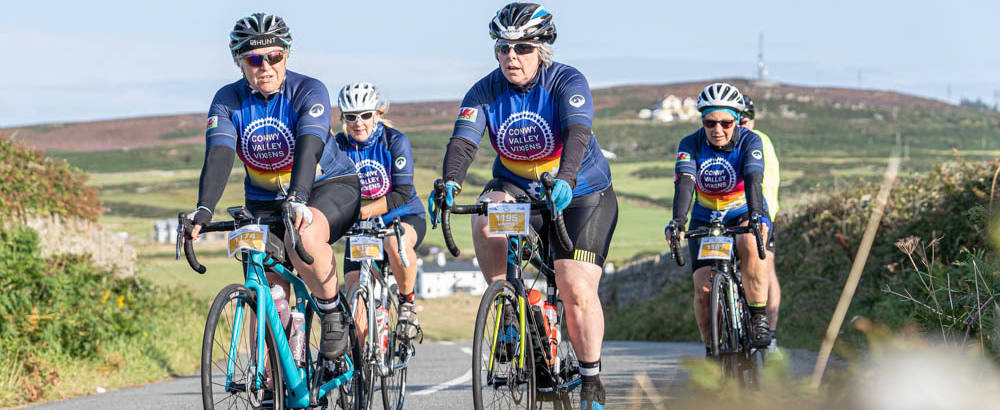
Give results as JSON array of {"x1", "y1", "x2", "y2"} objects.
[
  {"x1": 343, "y1": 111, "x2": 375, "y2": 122},
  {"x1": 241, "y1": 50, "x2": 286, "y2": 67},
  {"x1": 703, "y1": 119, "x2": 736, "y2": 129},
  {"x1": 495, "y1": 41, "x2": 539, "y2": 56}
]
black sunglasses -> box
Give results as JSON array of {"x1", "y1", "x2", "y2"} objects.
[
  {"x1": 495, "y1": 41, "x2": 539, "y2": 56},
  {"x1": 241, "y1": 50, "x2": 286, "y2": 67}
]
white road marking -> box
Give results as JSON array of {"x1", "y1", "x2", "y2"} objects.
[
  {"x1": 412, "y1": 369, "x2": 473, "y2": 396},
  {"x1": 460, "y1": 347, "x2": 472, "y2": 355},
  {"x1": 439, "y1": 341, "x2": 455, "y2": 346}
]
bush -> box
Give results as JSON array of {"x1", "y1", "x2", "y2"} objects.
[
  {"x1": 775, "y1": 158, "x2": 1000, "y2": 349},
  {"x1": 0, "y1": 138, "x2": 101, "y2": 221}
]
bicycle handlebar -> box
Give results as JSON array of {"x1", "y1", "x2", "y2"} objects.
[
  {"x1": 671, "y1": 220, "x2": 766, "y2": 267},
  {"x1": 281, "y1": 202, "x2": 314, "y2": 265},
  {"x1": 668, "y1": 226, "x2": 685, "y2": 267},
  {"x1": 176, "y1": 206, "x2": 314, "y2": 273},
  {"x1": 431, "y1": 172, "x2": 573, "y2": 258},
  {"x1": 345, "y1": 217, "x2": 410, "y2": 268}
]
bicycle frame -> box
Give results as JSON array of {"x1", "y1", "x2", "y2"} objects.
[{"x1": 231, "y1": 248, "x2": 354, "y2": 408}]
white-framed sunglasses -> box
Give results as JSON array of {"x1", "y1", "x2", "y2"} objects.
[{"x1": 343, "y1": 111, "x2": 376, "y2": 122}]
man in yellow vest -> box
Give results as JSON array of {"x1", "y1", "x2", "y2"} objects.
[{"x1": 741, "y1": 95, "x2": 781, "y2": 354}]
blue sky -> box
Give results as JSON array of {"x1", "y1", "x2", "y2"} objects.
[{"x1": 3, "y1": 0, "x2": 997, "y2": 126}]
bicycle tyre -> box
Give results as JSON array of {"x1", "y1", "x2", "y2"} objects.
[
  {"x1": 381, "y1": 283, "x2": 406, "y2": 410},
  {"x1": 472, "y1": 280, "x2": 536, "y2": 410},
  {"x1": 346, "y1": 281, "x2": 376, "y2": 410},
  {"x1": 201, "y1": 283, "x2": 285, "y2": 410},
  {"x1": 709, "y1": 272, "x2": 739, "y2": 380},
  {"x1": 736, "y1": 293, "x2": 763, "y2": 390},
  {"x1": 555, "y1": 299, "x2": 580, "y2": 410}
]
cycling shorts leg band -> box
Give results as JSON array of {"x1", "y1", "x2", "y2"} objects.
[{"x1": 554, "y1": 187, "x2": 618, "y2": 267}]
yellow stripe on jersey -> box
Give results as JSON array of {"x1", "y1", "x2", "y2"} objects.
[{"x1": 498, "y1": 156, "x2": 561, "y2": 181}]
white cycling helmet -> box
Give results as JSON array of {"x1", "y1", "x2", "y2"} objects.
[
  {"x1": 696, "y1": 82, "x2": 745, "y2": 112},
  {"x1": 337, "y1": 82, "x2": 387, "y2": 113}
]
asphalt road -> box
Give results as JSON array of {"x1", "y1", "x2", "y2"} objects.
[{"x1": 25, "y1": 341, "x2": 817, "y2": 409}]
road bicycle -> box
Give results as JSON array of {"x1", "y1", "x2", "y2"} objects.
[
  {"x1": 431, "y1": 172, "x2": 581, "y2": 409},
  {"x1": 178, "y1": 204, "x2": 355, "y2": 409},
  {"x1": 339, "y1": 217, "x2": 417, "y2": 410},
  {"x1": 669, "y1": 217, "x2": 766, "y2": 389}
]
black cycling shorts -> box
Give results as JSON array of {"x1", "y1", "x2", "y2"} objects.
[
  {"x1": 480, "y1": 178, "x2": 618, "y2": 267},
  {"x1": 687, "y1": 215, "x2": 775, "y2": 272},
  {"x1": 246, "y1": 174, "x2": 362, "y2": 245},
  {"x1": 342, "y1": 213, "x2": 427, "y2": 273}
]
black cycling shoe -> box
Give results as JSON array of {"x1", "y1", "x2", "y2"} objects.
[
  {"x1": 579, "y1": 380, "x2": 606, "y2": 410},
  {"x1": 750, "y1": 314, "x2": 772, "y2": 349},
  {"x1": 321, "y1": 310, "x2": 349, "y2": 360}
]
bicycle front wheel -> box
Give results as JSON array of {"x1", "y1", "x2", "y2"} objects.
[
  {"x1": 381, "y1": 283, "x2": 407, "y2": 410},
  {"x1": 709, "y1": 272, "x2": 739, "y2": 380},
  {"x1": 201, "y1": 283, "x2": 285, "y2": 410},
  {"x1": 345, "y1": 281, "x2": 375, "y2": 410},
  {"x1": 472, "y1": 280, "x2": 536, "y2": 410}
]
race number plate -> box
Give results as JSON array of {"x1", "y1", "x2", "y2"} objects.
[
  {"x1": 227, "y1": 224, "x2": 268, "y2": 258},
  {"x1": 697, "y1": 236, "x2": 733, "y2": 260},
  {"x1": 487, "y1": 203, "x2": 530, "y2": 235},
  {"x1": 349, "y1": 236, "x2": 384, "y2": 261}
]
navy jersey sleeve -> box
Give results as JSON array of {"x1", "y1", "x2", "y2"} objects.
[
  {"x1": 451, "y1": 76, "x2": 491, "y2": 145},
  {"x1": 739, "y1": 129, "x2": 765, "y2": 175},
  {"x1": 388, "y1": 130, "x2": 415, "y2": 187},
  {"x1": 554, "y1": 67, "x2": 594, "y2": 129},
  {"x1": 293, "y1": 78, "x2": 332, "y2": 138},
  {"x1": 674, "y1": 134, "x2": 698, "y2": 177},
  {"x1": 206, "y1": 86, "x2": 239, "y2": 149}
]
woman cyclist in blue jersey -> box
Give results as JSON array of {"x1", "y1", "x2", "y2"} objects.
[
  {"x1": 435, "y1": 3, "x2": 618, "y2": 408},
  {"x1": 334, "y1": 82, "x2": 426, "y2": 342},
  {"x1": 185, "y1": 13, "x2": 360, "y2": 363},
  {"x1": 665, "y1": 83, "x2": 774, "y2": 355}
]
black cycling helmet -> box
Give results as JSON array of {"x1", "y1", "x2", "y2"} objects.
[
  {"x1": 489, "y1": 2, "x2": 557, "y2": 44},
  {"x1": 742, "y1": 95, "x2": 756, "y2": 120},
  {"x1": 230, "y1": 13, "x2": 292, "y2": 57}
]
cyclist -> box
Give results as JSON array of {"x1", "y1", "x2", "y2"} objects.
[
  {"x1": 740, "y1": 95, "x2": 781, "y2": 353},
  {"x1": 186, "y1": 13, "x2": 360, "y2": 364},
  {"x1": 335, "y1": 82, "x2": 426, "y2": 342},
  {"x1": 435, "y1": 3, "x2": 618, "y2": 408},
  {"x1": 664, "y1": 82, "x2": 774, "y2": 355}
]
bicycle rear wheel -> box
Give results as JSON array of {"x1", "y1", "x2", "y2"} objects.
[
  {"x1": 202, "y1": 283, "x2": 285, "y2": 410},
  {"x1": 472, "y1": 280, "x2": 536, "y2": 410},
  {"x1": 381, "y1": 283, "x2": 407, "y2": 410},
  {"x1": 709, "y1": 272, "x2": 739, "y2": 380}
]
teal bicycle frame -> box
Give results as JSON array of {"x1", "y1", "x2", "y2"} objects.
[{"x1": 229, "y1": 249, "x2": 353, "y2": 408}]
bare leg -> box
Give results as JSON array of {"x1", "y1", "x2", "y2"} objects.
[
  {"x1": 555, "y1": 259, "x2": 604, "y2": 362},
  {"x1": 471, "y1": 191, "x2": 515, "y2": 284}
]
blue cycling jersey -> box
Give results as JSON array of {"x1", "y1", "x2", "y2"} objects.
[
  {"x1": 336, "y1": 124, "x2": 425, "y2": 224},
  {"x1": 674, "y1": 127, "x2": 768, "y2": 224},
  {"x1": 206, "y1": 70, "x2": 355, "y2": 201},
  {"x1": 451, "y1": 62, "x2": 612, "y2": 198}
]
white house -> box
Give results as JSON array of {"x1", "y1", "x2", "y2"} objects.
[{"x1": 415, "y1": 259, "x2": 486, "y2": 299}]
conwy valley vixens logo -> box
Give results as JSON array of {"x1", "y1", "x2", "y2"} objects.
[
  {"x1": 495, "y1": 111, "x2": 555, "y2": 161},
  {"x1": 355, "y1": 159, "x2": 390, "y2": 199},
  {"x1": 696, "y1": 157, "x2": 737, "y2": 194},
  {"x1": 240, "y1": 117, "x2": 295, "y2": 171}
]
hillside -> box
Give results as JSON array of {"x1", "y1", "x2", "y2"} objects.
[{"x1": 3, "y1": 79, "x2": 964, "y2": 153}]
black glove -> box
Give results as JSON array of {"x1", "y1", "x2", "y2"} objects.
[{"x1": 187, "y1": 206, "x2": 212, "y2": 227}]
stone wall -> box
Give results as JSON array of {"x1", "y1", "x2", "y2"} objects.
[{"x1": 599, "y1": 250, "x2": 689, "y2": 309}]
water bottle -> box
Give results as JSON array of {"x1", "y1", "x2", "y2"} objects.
[
  {"x1": 542, "y1": 302, "x2": 559, "y2": 369},
  {"x1": 271, "y1": 285, "x2": 291, "y2": 330},
  {"x1": 289, "y1": 311, "x2": 306, "y2": 367},
  {"x1": 376, "y1": 305, "x2": 389, "y2": 356}
]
